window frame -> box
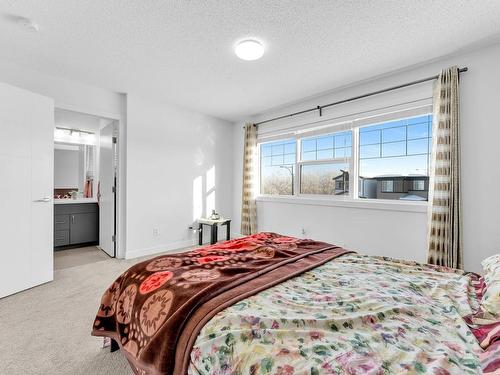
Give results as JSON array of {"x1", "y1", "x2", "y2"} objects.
[
  {"x1": 381, "y1": 180, "x2": 395, "y2": 193},
  {"x1": 296, "y1": 130, "x2": 354, "y2": 198},
  {"x1": 297, "y1": 158, "x2": 352, "y2": 197},
  {"x1": 258, "y1": 138, "x2": 297, "y2": 196},
  {"x1": 412, "y1": 179, "x2": 426, "y2": 191},
  {"x1": 257, "y1": 109, "x2": 432, "y2": 206}
]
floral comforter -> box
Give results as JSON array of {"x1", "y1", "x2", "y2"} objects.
[{"x1": 189, "y1": 255, "x2": 486, "y2": 374}]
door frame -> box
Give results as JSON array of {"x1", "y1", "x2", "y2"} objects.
[{"x1": 55, "y1": 101, "x2": 126, "y2": 259}]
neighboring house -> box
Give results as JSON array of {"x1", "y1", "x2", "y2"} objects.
[
  {"x1": 359, "y1": 175, "x2": 429, "y2": 200},
  {"x1": 333, "y1": 170, "x2": 349, "y2": 195}
]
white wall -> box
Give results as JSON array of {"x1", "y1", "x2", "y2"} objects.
[
  {"x1": 233, "y1": 43, "x2": 500, "y2": 273},
  {"x1": 54, "y1": 149, "x2": 80, "y2": 189},
  {"x1": 257, "y1": 200, "x2": 427, "y2": 262},
  {"x1": 125, "y1": 94, "x2": 233, "y2": 258}
]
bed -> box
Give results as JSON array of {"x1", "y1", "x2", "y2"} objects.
[{"x1": 92, "y1": 233, "x2": 499, "y2": 374}]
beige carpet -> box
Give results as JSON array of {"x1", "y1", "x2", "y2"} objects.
[{"x1": 0, "y1": 247, "x2": 193, "y2": 375}]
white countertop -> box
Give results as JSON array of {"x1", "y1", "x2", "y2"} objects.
[
  {"x1": 54, "y1": 198, "x2": 98, "y2": 205},
  {"x1": 198, "y1": 217, "x2": 230, "y2": 224}
]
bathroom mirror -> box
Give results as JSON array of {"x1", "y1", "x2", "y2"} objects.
[{"x1": 54, "y1": 141, "x2": 96, "y2": 199}]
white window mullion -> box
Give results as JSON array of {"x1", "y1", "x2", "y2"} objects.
[
  {"x1": 352, "y1": 126, "x2": 360, "y2": 199},
  {"x1": 294, "y1": 138, "x2": 301, "y2": 195}
]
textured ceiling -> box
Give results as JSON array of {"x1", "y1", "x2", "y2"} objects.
[{"x1": 1, "y1": 1, "x2": 500, "y2": 121}]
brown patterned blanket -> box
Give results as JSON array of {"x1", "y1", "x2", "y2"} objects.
[{"x1": 91, "y1": 232, "x2": 352, "y2": 375}]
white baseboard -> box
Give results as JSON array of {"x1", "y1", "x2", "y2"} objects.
[{"x1": 125, "y1": 238, "x2": 197, "y2": 260}]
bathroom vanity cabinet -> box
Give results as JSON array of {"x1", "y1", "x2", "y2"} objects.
[{"x1": 54, "y1": 202, "x2": 98, "y2": 248}]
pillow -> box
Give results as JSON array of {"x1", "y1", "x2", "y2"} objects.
[
  {"x1": 481, "y1": 254, "x2": 500, "y2": 319},
  {"x1": 483, "y1": 254, "x2": 500, "y2": 281}
]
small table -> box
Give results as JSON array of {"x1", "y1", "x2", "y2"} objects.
[{"x1": 198, "y1": 218, "x2": 231, "y2": 245}]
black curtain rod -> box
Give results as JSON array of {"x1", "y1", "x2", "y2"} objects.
[{"x1": 254, "y1": 67, "x2": 468, "y2": 126}]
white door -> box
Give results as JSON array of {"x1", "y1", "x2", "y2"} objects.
[
  {"x1": 0, "y1": 82, "x2": 54, "y2": 298},
  {"x1": 99, "y1": 121, "x2": 116, "y2": 257}
]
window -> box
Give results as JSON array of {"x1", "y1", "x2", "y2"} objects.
[
  {"x1": 258, "y1": 113, "x2": 432, "y2": 202},
  {"x1": 301, "y1": 132, "x2": 352, "y2": 161},
  {"x1": 300, "y1": 163, "x2": 350, "y2": 195},
  {"x1": 358, "y1": 115, "x2": 432, "y2": 201},
  {"x1": 260, "y1": 139, "x2": 296, "y2": 195},
  {"x1": 381, "y1": 180, "x2": 394, "y2": 192},
  {"x1": 299, "y1": 131, "x2": 351, "y2": 195},
  {"x1": 412, "y1": 179, "x2": 425, "y2": 191}
]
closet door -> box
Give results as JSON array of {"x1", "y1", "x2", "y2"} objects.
[
  {"x1": 99, "y1": 121, "x2": 116, "y2": 257},
  {"x1": 0, "y1": 81, "x2": 54, "y2": 298}
]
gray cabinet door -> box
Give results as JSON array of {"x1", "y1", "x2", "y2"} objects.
[{"x1": 70, "y1": 212, "x2": 98, "y2": 245}]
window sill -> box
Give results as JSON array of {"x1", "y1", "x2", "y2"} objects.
[{"x1": 255, "y1": 195, "x2": 428, "y2": 213}]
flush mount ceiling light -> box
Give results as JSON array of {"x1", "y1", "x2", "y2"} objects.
[{"x1": 235, "y1": 39, "x2": 264, "y2": 61}]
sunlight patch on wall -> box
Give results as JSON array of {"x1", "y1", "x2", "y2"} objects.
[
  {"x1": 206, "y1": 166, "x2": 215, "y2": 192},
  {"x1": 206, "y1": 166, "x2": 216, "y2": 216},
  {"x1": 193, "y1": 175, "x2": 203, "y2": 221}
]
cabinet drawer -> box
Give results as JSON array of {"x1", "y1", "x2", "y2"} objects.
[
  {"x1": 54, "y1": 203, "x2": 98, "y2": 215},
  {"x1": 54, "y1": 215, "x2": 69, "y2": 231},
  {"x1": 54, "y1": 230, "x2": 69, "y2": 247}
]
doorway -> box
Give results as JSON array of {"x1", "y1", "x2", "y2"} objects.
[{"x1": 53, "y1": 108, "x2": 120, "y2": 265}]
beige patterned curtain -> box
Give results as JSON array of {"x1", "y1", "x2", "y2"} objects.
[
  {"x1": 427, "y1": 66, "x2": 462, "y2": 269},
  {"x1": 241, "y1": 123, "x2": 258, "y2": 235}
]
